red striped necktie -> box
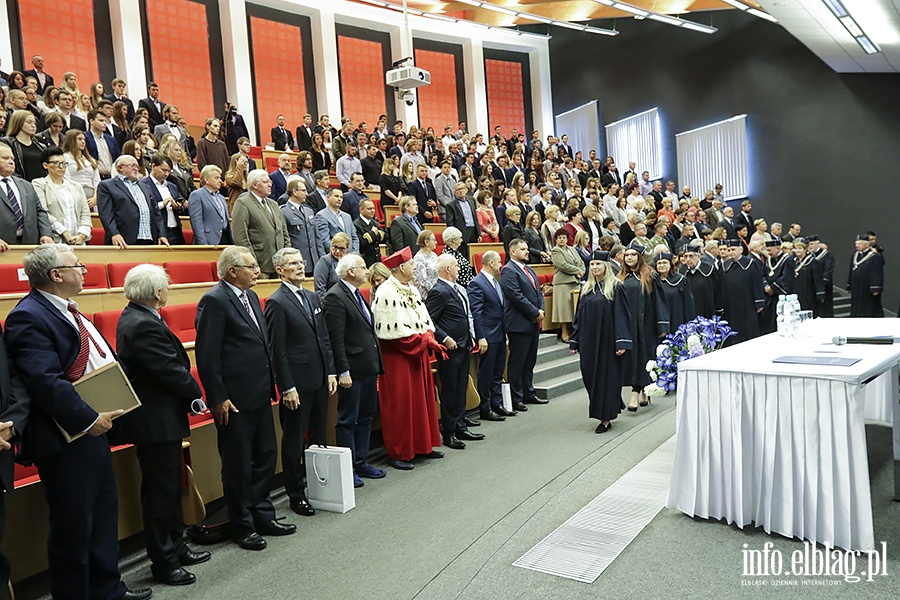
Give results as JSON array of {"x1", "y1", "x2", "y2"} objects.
[{"x1": 64, "y1": 303, "x2": 106, "y2": 381}]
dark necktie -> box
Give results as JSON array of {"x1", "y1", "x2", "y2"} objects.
[
  {"x1": 296, "y1": 290, "x2": 312, "y2": 321},
  {"x1": 64, "y1": 303, "x2": 106, "y2": 381},
  {"x1": 240, "y1": 292, "x2": 261, "y2": 331},
  {"x1": 355, "y1": 289, "x2": 372, "y2": 324},
  {"x1": 492, "y1": 277, "x2": 504, "y2": 306},
  {"x1": 2, "y1": 178, "x2": 24, "y2": 232}
]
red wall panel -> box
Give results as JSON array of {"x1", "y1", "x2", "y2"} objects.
[
  {"x1": 250, "y1": 16, "x2": 306, "y2": 139},
  {"x1": 19, "y1": 0, "x2": 100, "y2": 86},
  {"x1": 337, "y1": 36, "x2": 386, "y2": 130},
  {"x1": 485, "y1": 59, "x2": 526, "y2": 136},
  {"x1": 146, "y1": 0, "x2": 215, "y2": 126},
  {"x1": 414, "y1": 49, "x2": 458, "y2": 133}
]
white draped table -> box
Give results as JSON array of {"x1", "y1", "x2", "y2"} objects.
[{"x1": 667, "y1": 318, "x2": 900, "y2": 552}]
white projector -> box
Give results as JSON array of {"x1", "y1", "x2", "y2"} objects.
[{"x1": 386, "y1": 66, "x2": 431, "y2": 89}]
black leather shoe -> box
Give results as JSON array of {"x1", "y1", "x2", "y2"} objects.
[
  {"x1": 443, "y1": 436, "x2": 466, "y2": 449},
  {"x1": 595, "y1": 422, "x2": 611, "y2": 434},
  {"x1": 290, "y1": 498, "x2": 316, "y2": 517},
  {"x1": 123, "y1": 588, "x2": 154, "y2": 600},
  {"x1": 234, "y1": 532, "x2": 267, "y2": 551},
  {"x1": 256, "y1": 519, "x2": 297, "y2": 536},
  {"x1": 152, "y1": 566, "x2": 196, "y2": 586},
  {"x1": 423, "y1": 450, "x2": 445, "y2": 459},
  {"x1": 494, "y1": 406, "x2": 517, "y2": 417},
  {"x1": 513, "y1": 402, "x2": 528, "y2": 412},
  {"x1": 523, "y1": 397, "x2": 549, "y2": 405},
  {"x1": 457, "y1": 430, "x2": 485, "y2": 441},
  {"x1": 178, "y1": 549, "x2": 211, "y2": 566},
  {"x1": 463, "y1": 416, "x2": 481, "y2": 427},
  {"x1": 389, "y1": 459, "x2": 415, "y2": 470},
  {"x1": 480, "y1": 411, "x2": 506, "y2": 422}
]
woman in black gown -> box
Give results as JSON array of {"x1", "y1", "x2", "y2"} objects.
[
  {"x1": 791, "y1": 239, "x2": 824, "y2": 313},
  {"x1": 570, "y1": 251, "x2": 632, "y2": 433},
  {"x1": 618, "y1": 242, "x2": 669, "y2": 412},
  {"x1": 654, "y1": 252, "x2": 695, "y2": 330}
]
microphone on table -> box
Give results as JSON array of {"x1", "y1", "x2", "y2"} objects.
[{"x1": 832, "y1": 336, "x2": 894, "y2": 346}]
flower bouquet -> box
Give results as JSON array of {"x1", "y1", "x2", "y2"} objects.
[{"x1": 645, "y1": 316, "x2": 736, "y2": 396}]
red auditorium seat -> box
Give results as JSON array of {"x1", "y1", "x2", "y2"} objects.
[
  {"x1": 159, "y1": 303, "x2": 197, "y2": 344},
  {"x1": 434, "y1": 231, "x2": 444, "y2": 255},
  {"x1": 265, "y1": 156, "x2": 279, "y2": 172},
  {"x1": 183, "y1": 230, "x2": 194, "y2": 245},
  {"x1": 89, "y1": 228, "x2": 105, "y2": 245},
  {"x1": 163, "y1": 261, "x2": 216, "y2": 285},
  {"x1": 249, "y1": 146, "x2": 263, "y2": 160},
  {"x1": 473, "y1": 251, "x2": 506, "y2": 272},
  {"x1": 360, "y1": 287, "x2": 371, "y2": 303},
  {"x1": 107, "y1": 263, "x2": 144, "y2": 288},
  {"x1": 209, "y1": 261, "x2": 219, "y2": 280},
  {"x1": 91, "y1": 310, "x2": 123, "y2": 351},
  {"x1": 0, "y1": 264, "x2": 30, "y2": 294},
  {"x1": 82, "y1": 263, "x2": 109, "y2": 289},
  {"x1": 372, "y1": 198, "x2": 384, "y2": 225},
  {"x1": 188, "y1": 366, "x2": 212, "y2": 426}
]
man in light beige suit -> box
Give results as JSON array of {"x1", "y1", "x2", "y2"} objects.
[
  {"x1": 32, "y1": 147, "x2": 93, "y2": 244},
  {"x1": 231, "y1": 169, "x2": 290, "y2": 278}
]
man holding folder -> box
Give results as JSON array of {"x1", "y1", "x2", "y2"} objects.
[{"x1": 4, "y1": 244, "x2": 151, "y2": 600}]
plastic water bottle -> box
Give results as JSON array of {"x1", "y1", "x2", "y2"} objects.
[
  {"x1": 789, "y1": 295, "x2": 802, "y2": 338},
  {"x1": 776, "y1": 295, "x2": 787, "y2": 337}
]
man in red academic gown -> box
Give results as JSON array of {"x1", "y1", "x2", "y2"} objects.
[{"x1": 371, "y1": 247, "x2": 446, "y2": 470}]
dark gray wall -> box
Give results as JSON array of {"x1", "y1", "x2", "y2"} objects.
[{"x1": 545, "y1": 11, "x2": 900, "y2": 311}]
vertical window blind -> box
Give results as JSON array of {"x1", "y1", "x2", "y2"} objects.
[
  {"x1": 554, "y1": 100, "x2": 600, "y2": 159},
  {"x1": 676, "y1": 115, "x2": 748, "y2": 201},
  {"x1": 604, "y1": 108, "x2": 662, "y2": 180}
]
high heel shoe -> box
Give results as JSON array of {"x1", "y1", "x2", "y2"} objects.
[
  {"x1": 639, "y1": 392, "x2": 649, "y2": 407},
  {"x1": 628, "y1": 391, "x2": 639, "y2": 412}
]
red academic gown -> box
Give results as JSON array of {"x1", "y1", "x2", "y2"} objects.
[{"x1": 378, "y1": 332, "x2": 444, "y2": 460}]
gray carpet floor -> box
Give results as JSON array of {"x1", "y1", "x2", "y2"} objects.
[{"x1": 21, "y1": 385, "x2": 900, "y2": 599}]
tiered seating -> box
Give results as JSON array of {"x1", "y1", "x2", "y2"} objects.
[
  {"x1": 164, "y1": 261, "x2": 216, "y2": 285},
  {"x1": 188, "y1": 366, "x2": 213, "y2": 427},
  {"x1": 158, "y1": 303, "x2": 198, "y2": 343},
  {"x1": 82, "y1": 264, "x2": 109, "y2": 289},
  {"x1": 473, "y1": 251, "x2": 506, "y2": 272},
  {"x1": 92, "y1": 310, "x2": 123, "y2": 351},
  {"x1": 107, "y1": 263, "x2": 146, "y2": 288},
  {"x1": 0, "y1": 264, "x2": 30, "y2": 294}
]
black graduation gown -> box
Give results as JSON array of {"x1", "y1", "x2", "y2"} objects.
[
  {"x1": 721, "y1": 257, "x2": 764, "y2": 345},
  {"x1": 570, "y1": 285, "x2": 633, "y2": 421},
  {"x1": 848, "y1": 249, "x2": 884, "y2": 317},
  {"x1": 813, "y1": 248, "x2": 835, "y2": 317},
  {"x1": 620, "y1": 273, "x2": 670, "y2": 388},
  {"x1": 793, "y1": 254, "x2": 825, "y2": 314},
  {"x1": 658, "y1": 273, "x2": 696, "y2": 330},
  {"x1": 759, "y1": 252, "x2": 795, "y2": 334},
  {"x1": 683, "y1": 261, "x2": 722, "y2": 319}
]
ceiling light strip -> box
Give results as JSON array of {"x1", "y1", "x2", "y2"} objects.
[
  {"x1": 718, "y1": 0, "x2": 778, "y2": 23},
  {"x1": 453, "y1": 0, "x2": 619, "y2": 36},
  {"x1": 821, "y1": 0, "x2": 880, "y2": 54},
  {"x1": 593, "y1": 0, "x2": 717, "y2": 33}
]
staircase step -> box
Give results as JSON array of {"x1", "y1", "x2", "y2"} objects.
[
  {"x1": 538, "y1": 334, "x2": 560, "y2": 350},
  {"x1": 535, "y1": 372, "x2": 585, "y2": 400},
  {"x1": 536, "y1": 344, "x2": 572, "y2": 363},
  {"x1": 533, "y1": 355, "x2": 581, "y2": 384}
]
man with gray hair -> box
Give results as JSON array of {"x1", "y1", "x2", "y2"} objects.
[
  {"x1": 5, "y1": 244, "x2": 151, "y2": 599},
  {"x1": 0, "y1": 141, "x2": 53, "y2": 250},
  {"x1": 231, "y1": 169, "x2": 290, "y2": 279},
  {"x1": 114, "y1": 264, "x2": 209, "y2": 586},
  {"x1": 97, "y1": 153, "x2": 169, "y2": 249}
]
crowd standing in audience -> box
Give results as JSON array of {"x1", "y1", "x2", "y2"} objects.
[{"x1": 0, "y1": 61, "x2": 889, "y2": 598}]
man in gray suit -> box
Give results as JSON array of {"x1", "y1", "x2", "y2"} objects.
[
  {"x1": 281, "y1": 180, "x2": 322, "y2": 276},
  {"x1": 231, "y1": 169, "x2": 291, "y2": 279},
  {"x1": 0, "y1": 142, "x2": 53, "y2": 251},
  {"x1": 433, "y1": 160, "x2": 457, "y2": 222},
  {"x1": 315, "y1": 188, "x2": 358, "y2": 255},
  {"x1": 153, "y1": 105, "x2": 189, "y2": 153}
]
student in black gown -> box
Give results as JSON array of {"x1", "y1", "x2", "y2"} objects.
[
  {"x1": 680, "y1": 240, "x2": 722, "y2": 319},
  {"x1": 618, "y1": 242, "x2": 669, "y2": 412},
  {"x1": 654, "y1": 252, "x2": 695, "y2": 329},
  {"x1": 720, "y1": 239, "x2": 764, "y2": 344},
  {"x1": 848, "y1": 234, "x2": 884, "y2": 317},
  {"x1": 759, "y1": 239, "x2": 795, "y2": 334},
  {"x1": 807, "y1": 235, "x2": 834, "y2": 317},
  {"x1": 570, "y1": 251, "x2": 632, "y2": 434},
  {"x1": 791, "y1": 238, "x2": 824, "y2": 314}
]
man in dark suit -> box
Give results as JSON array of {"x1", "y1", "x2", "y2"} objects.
[
  {"x1": 467, "y1": 251, "x2": 512, "y2": 421},
  {"x1": 622, "y1": 161, "x2": 638, "y2": 185},
  {"x1": 223, "y1": 104, "x2": 250, "y2": 156},
  {"x1": 557, "y1": 135, "x2": 574, "y2": 162},
  {"x1": 55, "y1": 90, "x2": 86, "y2": 132},
  {"x1": 408, "y1": 164, "x2": 438, "y2": 221},
  {"x1": 341, "y1": 172, "x2": 367, "y2": 222},
  {"x1": 445, "y1": 182, "x2": 480, "y2": 258},
  {"x1": 601, "y1": 162, "x2": 621, "y2": 188},
  {"x1": 271, "y1": 115, "x2": 295, "y2": 151},
  {"x1": 104, "y1": 78, "x2": 135, "y2": 123},
  {"x1": 324, "y1": 253, "x2": 386, "y2": 484},
  {"x1": 355, "y1": 198, "x2": 385, "y2": 267},
  {"x1": 0, "y1": 326, "x2": 31, "y2": 596},
  {"x1": 0, "y1": 142, "x2": 53, "y2": 249},
  {"x1": 97, "y1": 154, "x2": 170, "y2": 248},
  {"x1": 500, "y1": 238, "x2": 546, "y2": 411},
  {"x1": 195, "y1": 246, "x2": 297, "y2": 551},
  {"x1": 426, "y1": 255, "x2": 484, "y2": 450},
  {"x1": 23, "y1": 54, "x2": 53, "y2": 95},
  {"x1": 140, "y1": 155, "x2": 185, "y2": 245},
  {"x1": 4, "y1": 244, "x2": 150, "y2": 600},
  {"x1": 265, "y1": 248, "x2": 338, "y2": 510},
  {"x1": 296, "y1": 114, "x2": 314, "y2": 151},
  {"x1": 733, "y1": 200, "x2": 754, "y2": 232},
  {"x1": 717, "y1": 206, "x2": 738, "y2": 240},
  {"x1": 268, "y1": 153, "x2": 295, "y2": 202},
  {"x1": 96, "y1": 99, "x2": 128, "y2": 148},
  {"x1": 388, "y1": 196, "x2": 422, "y2": 256},
  {"x1": 138, "y1": 82, "x2": 166, "y2": 129},
  {"x1": 113, "y1": 264, "x2": 209, "y2": 586},
  {"x1": 85, "y1": 110, "x2": 121, "y2": 179}
]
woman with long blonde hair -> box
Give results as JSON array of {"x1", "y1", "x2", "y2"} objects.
[{"x1": 571, "y1": 251, "x2": 632, "y2": 433}]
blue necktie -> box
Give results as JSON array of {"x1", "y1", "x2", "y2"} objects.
[
  {"x1": 296, "y1": 290, "x2": 312, "y2": 321},
  {"x1": 3, "y1": 178, "x2": 24, "y2": 232},
  {"x1": 355, "y1": 289, "x2": 371, "y2": 324},
  {"x1": 492, "y1": 277, "x2": 504, "y2": 306}
]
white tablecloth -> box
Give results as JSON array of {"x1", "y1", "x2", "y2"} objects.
[{"x1": 667, "y1": 319, "x2": 900, "y2": 552}]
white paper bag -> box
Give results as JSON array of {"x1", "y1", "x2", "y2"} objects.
[
  {"x1": 501, "y1": 382, "x2": 513, "y2": 413},
  {"x1": 304, "y1": 446, "x2": 355, "y2": 514}
]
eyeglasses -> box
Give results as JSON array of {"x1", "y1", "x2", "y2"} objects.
[
  {"x1": 236, "y1": 264, "x2": 260, "y2": 271},
  {"x1": 332, "y1": 246, "x2": 348, "y2": 252},
  {"x1": 285, "y1": 260, "x2": 306, "y2": 268},
  {"x1": 49, "y1": 263, "x2": 86, "y2": 275}
]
